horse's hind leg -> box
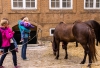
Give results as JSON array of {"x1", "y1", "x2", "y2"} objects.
[
  {"x1": 76, "y1": 41, "x2": 78, "y2": 47},
  {"x1": 87, "y1": 50, "x2": 92, "y2": 67},
  {"x1": 80, "y1": 50, "x2": 87, "y2": 64},
  {"x1": 80, "y1": 44, "x2": 88, "y2": 64}
]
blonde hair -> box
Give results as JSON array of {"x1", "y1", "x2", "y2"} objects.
[
  {"x1": 0, "y1": 19, "x2": 8, "y2": 26},
  {"x1": 23, "y1": 17, "x2": 29, "y2": 22}
]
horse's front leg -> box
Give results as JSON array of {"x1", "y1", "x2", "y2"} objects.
[
  {"x1": 64, "y1": 43, "x2": 68, "y2": 59},
  {"x1": 55, "y1": 42, "x2": 60, "y2": 59},
  {"x1": 55, "y1": 49, "x2": 59, "y2": 59},
  {"x1": 53, "y1": 51, "x2": 56, "y2": 56}
]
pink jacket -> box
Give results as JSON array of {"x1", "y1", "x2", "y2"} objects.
[{"x1": 0, "y1": 27, "x2": 14, "y2": 47}]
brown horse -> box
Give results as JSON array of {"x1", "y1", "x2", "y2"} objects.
[
  {"x1": 85, "y1": 20, "x2": 100, "y2": 46},
  {"x1": 75, "y1": 20, "x2": 100, "y2": 46},
  {"x1": 52, "y1": 22, "x2": 76, "y2": 59},
  {"x1": 74, "y1": 20, "x2": 100, "y2": 47},
  {"x1": 52, "y1": 21, "x2": 97, "y2": 67},
  {"x1": 72, "y1": 21, "x2": 97, "y2": 66}
]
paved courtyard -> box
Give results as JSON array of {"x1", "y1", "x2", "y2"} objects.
[{"x1": 1, "y1": 41, "x2": 100, "y2": 68}]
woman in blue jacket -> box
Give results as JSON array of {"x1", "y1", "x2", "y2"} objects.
[{"x1": 18, "y1": 16, "x2": 34, "y2": 60}]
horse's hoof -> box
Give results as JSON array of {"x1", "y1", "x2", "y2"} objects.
[
  {"x1": 53, "y1": 52, "x2": 56, "y2": 56},
  {"x1": 80, "y1": 61, "x2": 85, "y2": 64},
  {"x1": 55, "y1": 57, "x2": 58, "y2": 59},
  {"x1": 96, "y1": 44, "x2": 98, "y2": 46},
  {"x1": 64, "y1": 57, "x2": 68, "y2": 59},
  {"x1": 87, "y1": 64, "x2": 91, "y2": 68}
]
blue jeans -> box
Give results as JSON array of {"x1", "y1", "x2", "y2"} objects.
[
  {"x1": 21, "y1": 38, "x2": 28, "y2": 59},
  {"x1": 0, "y1": 43, "x2": 17, "y2": 66}
]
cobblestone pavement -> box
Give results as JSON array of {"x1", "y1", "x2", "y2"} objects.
[{"x1": 1, "y1": 41, "x2": 100, "y2": 68}]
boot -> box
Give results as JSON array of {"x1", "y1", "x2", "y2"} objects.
[
  {"x1": 14, "y1": 66, "x2": 20, "y2": 68},
  {"x1": 0, "y1": 66, "x2": 4, "y2": 68}
]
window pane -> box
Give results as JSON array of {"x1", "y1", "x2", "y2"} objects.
[
  {"x1": 51, "y1": 2, "x2": 55, "y2": 7},
  {"x1": 97, "y1": 0, "x2": 100, "y2": 2},
  {"x1": 51, "y1": 30, "x2": 55, "y2": 34},
  {"x1": 31, "y1": 2, "x2": 35, "y2": 7},
  {"x1": 63, "y1": 0, "x2": 66, "y2": 1},
  {"x1": 13, "y1": 0, "x2": 17, "y2": 1},
  {"x1": 19, "y1": 2, "x2": 23, "y2": 7},
  {"x1": 85, "y1": 3, "x2": 89, "y2": 7},
  {"x1": 67, "y1": 0, "x2": 70, "y2": 1},
  {"x1": 67, "y1": 2, "x2": 71, "y2": 7},
  {"x1": 18, "y1": 0, "x2": 22, "y2": 1},
  {"x1": 56, "y1": 2, "x2": 59, "y2": 7},
  {"x1": 96, "y1": 3, "x2": 99, "y2": 7},
  {"x1": 96, "y1": 0, "x2": 100, "y2": 8},
  {"x1": 13, "y1": 2, "x2": 17, "y2": 7},
  {"x1": 26, "y1": 0, "x2": 30, "y2": 1},
  {"x1": 26, "y1": 2, "x2": 30, "y2": 7},
  {"x1": 90, "y1": 0, "x2": 93, "y2": 2},
  {"x1": 62, "y1": 2, "x2": 66, "y2": 7},
  {"x1": 86, "y1": 0, "x2": 89, "y2": 1},
  {"x1": 51, "y1": 0, "x2": 55, "y2": 1},
  {"x1": 90, "y1": 3, "x2": 93, "y2": 7}
]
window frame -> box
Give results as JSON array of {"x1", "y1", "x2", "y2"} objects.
[
  {"x1": 49, "y1": 28, "x2": 55, "y2": 36},
  {"x1": 84, "y1": 0, "x2": 100, "y2": 9},
  {"x1": 11, "y1": 0, "x2": 37, "y2": 10},
  {"x1": 49, "y1": 0, "x2": 73, "y2": 10}
]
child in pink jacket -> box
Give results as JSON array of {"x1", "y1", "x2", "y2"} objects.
[{"x1": 0, "y1": 19, "x2": 19, "y2": 68}]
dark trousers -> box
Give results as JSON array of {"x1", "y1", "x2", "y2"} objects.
[
  {"x1": 0, "y1": 43, "x2": 17, "y2": 66},
  {"x1": 21, "y1": 38, "x2": 28, "y2": 59}
]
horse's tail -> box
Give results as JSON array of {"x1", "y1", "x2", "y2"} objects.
[{"x1": 88, "y1": 28, "x2": 97, "y2": 62}]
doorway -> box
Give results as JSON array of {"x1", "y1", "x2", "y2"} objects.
[{"x1": 12, "y1": 24, "x2": 37, "y2": 44}]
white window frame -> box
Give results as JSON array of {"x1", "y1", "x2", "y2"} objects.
[
  {"x1": 49, "y1": 28, "x2": 55, "y2": 36},
  {"x1": 84, "y1": 0, "x2": 100, "y2": 9},
  {"x1": 11, "y1": 0, "x2": 37, "y2": 10},
  {"x1": 49, "y1": 0, "x2": 73, "y2": 10}
]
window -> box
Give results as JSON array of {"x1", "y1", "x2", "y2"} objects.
[
  {"x1": 50, "y1": 28, "x2": 55, "y2": 36},
  {"x1": 11, "y1": 0, "x2": 37, "y2": 9},
  {"x1": 49, "y1": 0, "x2": 73, "y2": 9},
  {"x1": 84, "y1": 0, "x2": 100, "y2": 9}
]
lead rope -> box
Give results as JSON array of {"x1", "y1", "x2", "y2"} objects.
[{"x1": 0, "y1": 28, "x2": 41, "y2": 56}]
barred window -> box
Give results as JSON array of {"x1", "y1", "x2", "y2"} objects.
[
  {"x1": 11, "y1": 0, "x2": 37, "y2": 9},
  {"x1": 84, "y1": 0, "x2": 100, "y2": 9},
  {"x1": 49, "y1": 0, "x2": 73, "y2": 9}
]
